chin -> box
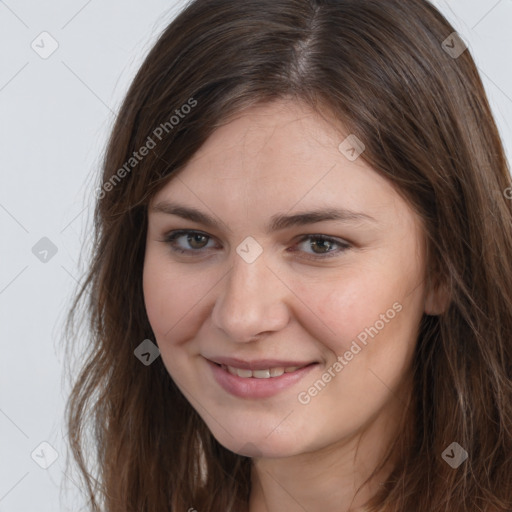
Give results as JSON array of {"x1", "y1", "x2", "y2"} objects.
[{"x1": 210, "y1": 428, "x2": 305, "y2": 459}]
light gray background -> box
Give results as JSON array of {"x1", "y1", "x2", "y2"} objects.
[{"x1": 1, "y1": 1, "x2": 511, "y2": 511}]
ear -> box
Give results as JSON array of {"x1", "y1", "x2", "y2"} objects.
[{"x1": 424, "y1": 275, "x2": 451, "y2": 315}]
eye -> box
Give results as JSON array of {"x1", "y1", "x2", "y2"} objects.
[
  {"x1": 160, "y1": 230, "x2": 351, "y2": 259},
  {"x1": 291, "y1": 234, "x2": 351, "y2": 259},
  {"x1": 161, "y1": 230, "x2": 218, "y2": 254}
]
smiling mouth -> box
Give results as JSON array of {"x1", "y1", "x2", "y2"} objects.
[
  {"x1": 215, "y1": 363, "x2": 313, "y2": 379},
  {"x1": 208, "y1": 360, "x2": 319, "y2": 399}
]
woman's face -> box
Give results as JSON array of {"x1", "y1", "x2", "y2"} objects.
[{"x1": 143, "y1": 99, "x2": 436, "y2": 458}]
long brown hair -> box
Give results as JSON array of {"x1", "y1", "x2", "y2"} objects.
[{"x1": 63, "y1": 0, "x2": 512, "y2": 510}]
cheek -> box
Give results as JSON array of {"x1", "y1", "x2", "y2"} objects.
[
  {"x1": 297, "y1": 272, "x2": 397, "y2": 349},
  {"x1": 293, "y1": 270, "x2": 423, "y2": 433},
  {"x1": 142, "y1": 257, "x2": 174, "y2": 338},
  {"x1": 142, "y1": 250, "x2": 219, "y2": 356},
  {"x1": 142, "y1": 257, "x2": 200, "y2": 382},
  {"x1": 299, "y1": 258, "x2": 424, "y2": 363},
  {"x1": 142, "y1": 251, "x2": 195, "y2": 341}
]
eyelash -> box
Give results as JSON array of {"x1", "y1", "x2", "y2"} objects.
[{"x1": 161, "y1": 230, "x2": 351, "y2": 260}]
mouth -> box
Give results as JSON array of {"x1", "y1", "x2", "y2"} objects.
[
  {"x1": 217, "y1": 362, "x2": 311, "y2": 379},
  {"x1": 206, "y1": 358, "x2": 319, "y2": 399}
]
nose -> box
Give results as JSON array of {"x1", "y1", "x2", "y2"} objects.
[{"x1": 211, "y1": 250, "x2": 290, "y2": 342}]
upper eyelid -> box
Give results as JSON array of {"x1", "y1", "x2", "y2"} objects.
[
  {"x1": 164, "y1": 229, "x2": 220, "y2": 245},
  {"x1": 163, "y1": 229, "x2": 347, "y2": 243}
]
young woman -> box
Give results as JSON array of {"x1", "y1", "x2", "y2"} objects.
[{"x1": 64, "y1": 0, "x2": 512, "y2": 510}]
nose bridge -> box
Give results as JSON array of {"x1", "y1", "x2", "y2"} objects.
[{"x1": 211, "y1": 250, "x2": 288, "y2": 341}]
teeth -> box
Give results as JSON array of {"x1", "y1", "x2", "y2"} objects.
[
  {"x1": 270, "y1": 367, "x2": 285, "y2": 377},
  {"x1": 253, "y1": 369, "x2": 271, "y2": 378},
  {"x1": 221, "y1": 364, "x2": 303, "y2": 379}
]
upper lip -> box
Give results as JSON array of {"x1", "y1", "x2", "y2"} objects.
[{"x1": 207, "y1": 356, "x2": 316, "y2": 371}]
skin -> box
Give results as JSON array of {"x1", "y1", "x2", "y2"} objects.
[{"x1": 142, "y1": 99, "x2": 446, "y2": 512}]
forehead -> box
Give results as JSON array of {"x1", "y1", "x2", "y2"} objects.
[
  {"x1": 184, "y1": 100, "x2": 345, "y2": 175},
  {"x1": 153, "y1": 100, "x2": 381, "y2": 194},
  {"x1": 148, "y1": 99, "x2": 419, "y2": 237}
]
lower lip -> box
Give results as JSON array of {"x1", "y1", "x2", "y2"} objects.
[{"x1": 206, "y1": 359, "x2": 318, "y2": 399}]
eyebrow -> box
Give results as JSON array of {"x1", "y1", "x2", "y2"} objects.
[{"x1": 150, "y1": 200, "x2": 377, "y2": 233}]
